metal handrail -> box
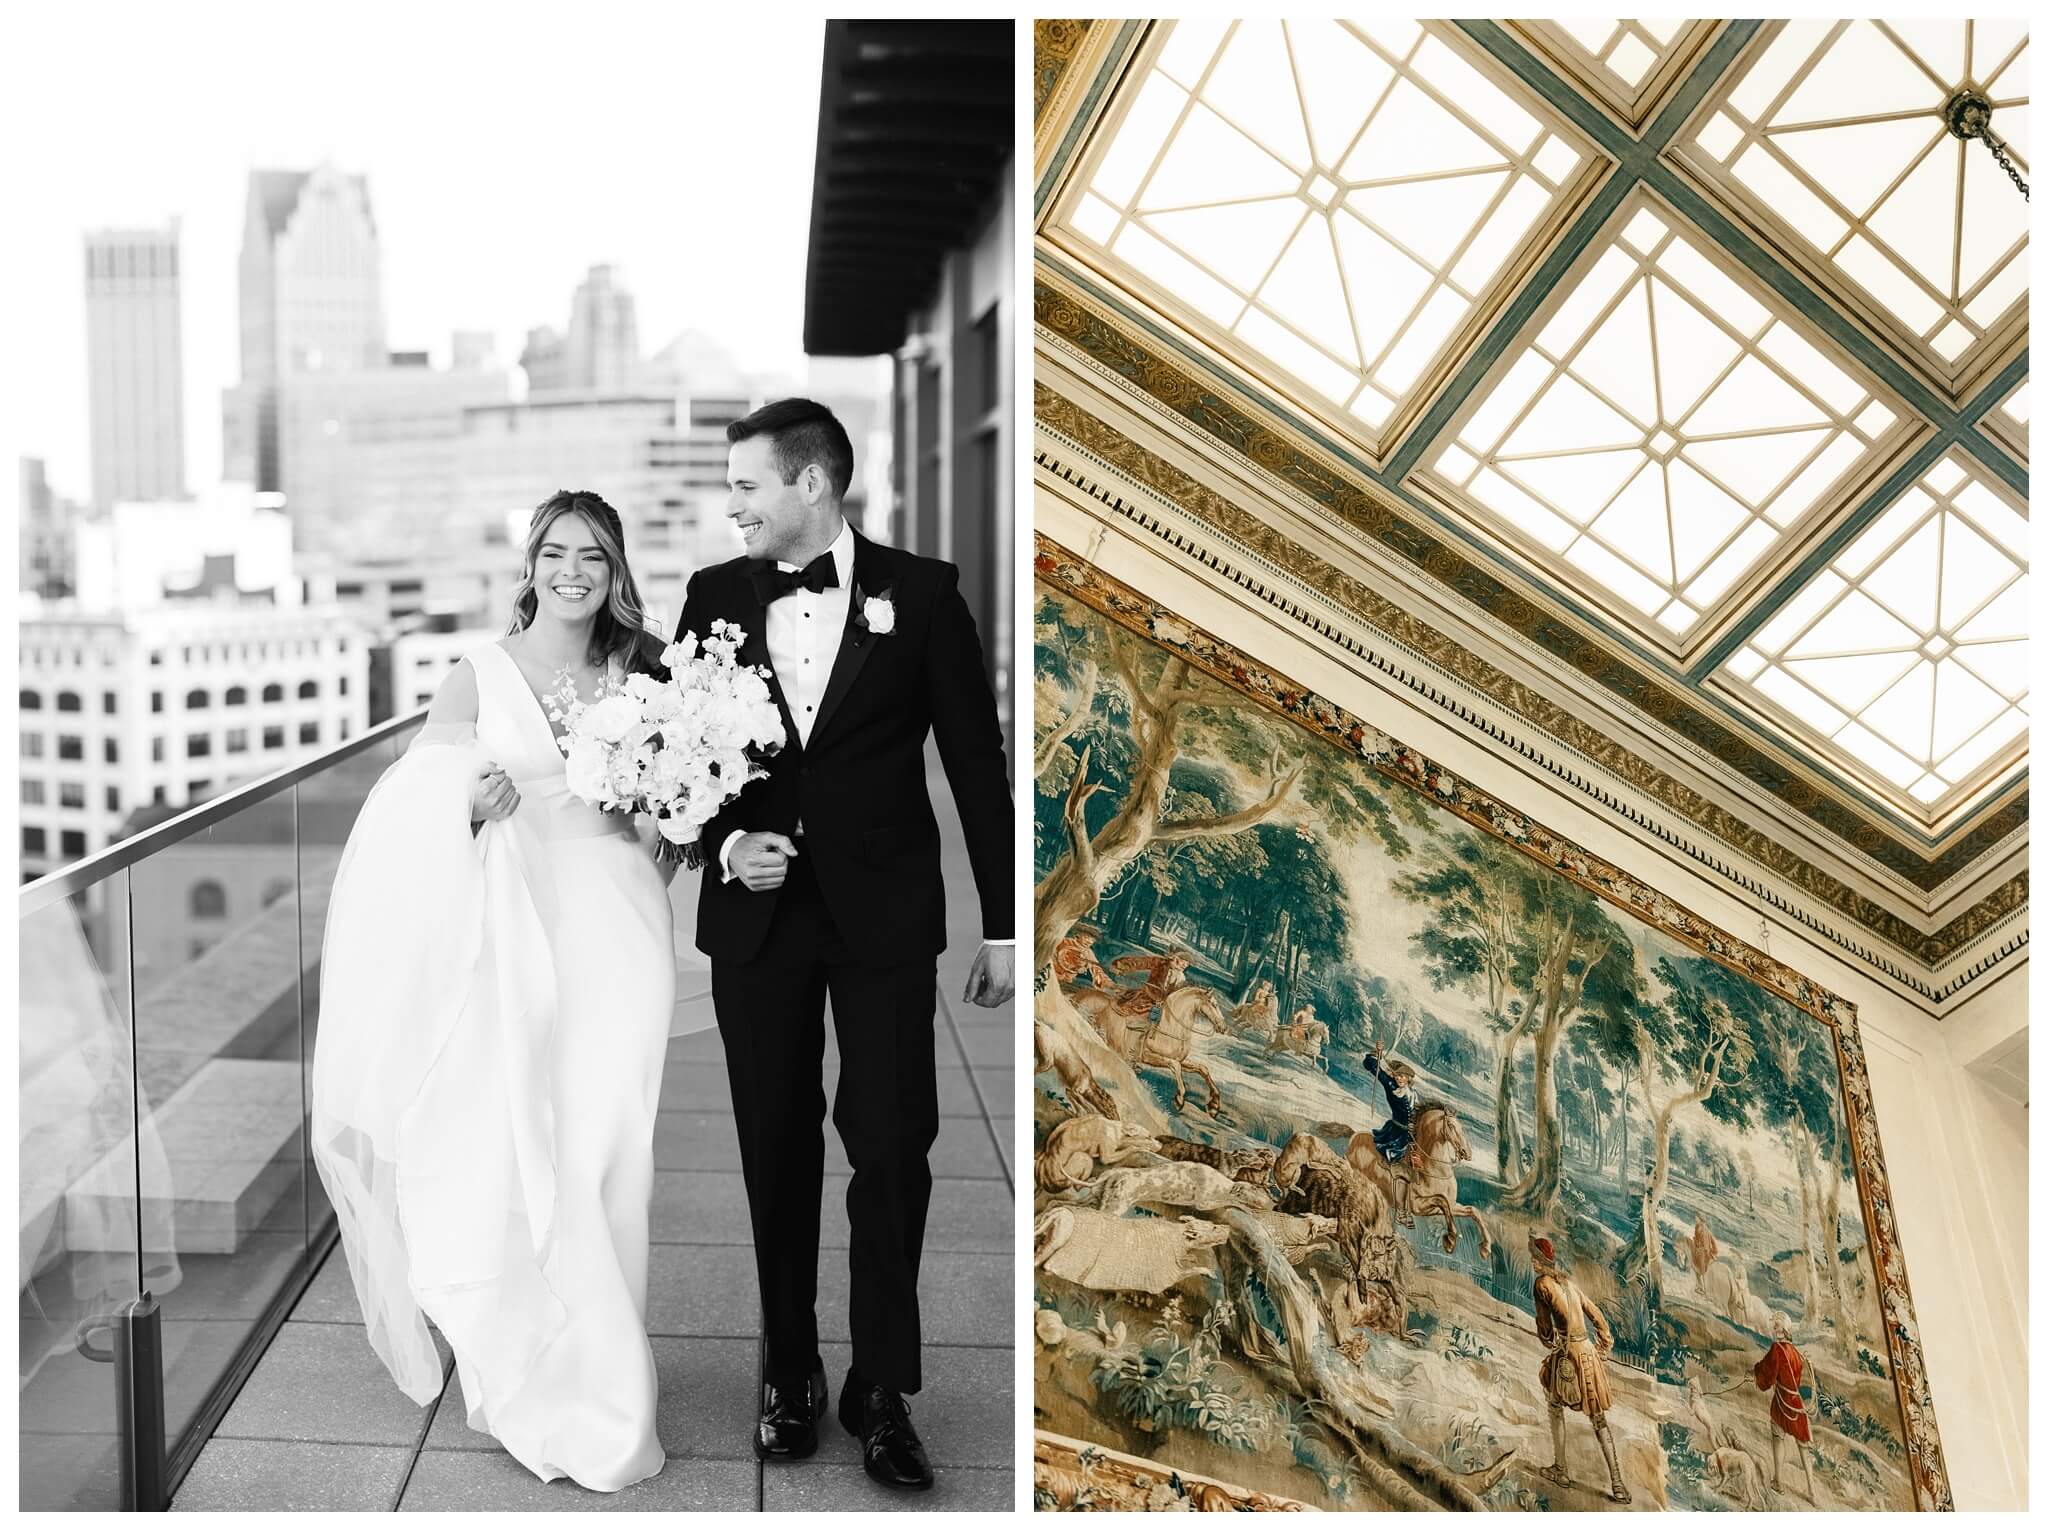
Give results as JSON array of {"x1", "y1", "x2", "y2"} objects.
[{"x1": 18, "y1": 707, "x2": 429, "y2": 916}]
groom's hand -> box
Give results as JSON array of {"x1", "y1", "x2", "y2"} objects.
[
  {"x1": 963, "y1": 942, "x2": 1014, "y2": 1009},
  {"x1": 730, "y1": 831, "x2": 799, "y2": 891}
]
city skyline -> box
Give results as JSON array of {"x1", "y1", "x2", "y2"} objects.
[{"x1": 4, "y1": 2, "x2": 831, "y2": 504}]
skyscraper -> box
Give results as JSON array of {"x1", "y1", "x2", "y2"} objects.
[
  {"x1": 223, "y1": 165, "x2": 385, "y2": 491},
  {"x1": 521, "y1": 264, "x2": 642, "y2": 393},
  {"x1": 84, "y1": 224, "x2": 187, "y2": 509}
]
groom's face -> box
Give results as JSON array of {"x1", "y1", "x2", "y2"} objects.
[{"x1": 727, "y1": 434, "x2": 824, "y2": 564}]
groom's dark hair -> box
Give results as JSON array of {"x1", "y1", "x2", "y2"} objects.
[{"x1": 728, "y1": 397, "x2": 854, "y2": 502}]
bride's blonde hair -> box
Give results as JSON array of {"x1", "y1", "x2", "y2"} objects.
[{"x1": 508, "y1": 490, "x2": 654, "y2": 670}]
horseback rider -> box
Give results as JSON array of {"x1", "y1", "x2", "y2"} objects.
[
  {"x1": 1363, "y1": 1046, "x2": 1420, "y2": 1164},
  {"x1": 1109, "y1": 947, "x2": 1191, "y2": 1021}
]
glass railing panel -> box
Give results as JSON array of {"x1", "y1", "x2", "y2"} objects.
[
  {"x1": 295, "y1": 722, "x2": 417, "y2": 1236},
  {"x1": 125, "y1": 790, "x2": 304, "y2": 1455},
  {"x1": 18, "y1": 876, "x2": 142, "y2": 1511}
]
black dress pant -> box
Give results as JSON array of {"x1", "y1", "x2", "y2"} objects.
[{"x1": 711, "y1": 850, "x2": 940, "y2": 1395}]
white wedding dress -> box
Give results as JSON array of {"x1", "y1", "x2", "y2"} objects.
[{"x1": 311, "y1": 641, "x2": 692, "y2": 1492}]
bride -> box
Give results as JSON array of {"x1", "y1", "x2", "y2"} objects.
[{"x1": 310, "y1": 490, "x2": 685, "y2": 1491}]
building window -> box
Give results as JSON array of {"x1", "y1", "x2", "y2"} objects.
[
  {"x1": 190, "y1": 880, "x2": 227, "y2": 919},
  {"x1": 102, "y1": 691, "x2": 117, "y2": 714},
  {"x1": 60, "y1": 830, "x2": 86, "y2": 858},
  {"x1": 299, "y1": 722, "x2": 320, "y2": 746},
  {"x1": 298, "y1": 680, "x2": 319, "y2": 699},
  {"x1": 151, "y1": 737, "x2": 166, "y2": 762},
  {"x1": 187, "y1": 780, "x2": 209, "y2": 798},
  {"x1": 59, "y1": 782, "x2": 85, "y2": 809},
  {"x1": 225, "y1": 685, "x2": 248, "y2": 705},
  {"x1": 226, "y1": 728, "x2": 249, "y2": 754},
  {"x1": 262, "y1": 683, "x2": 284, "y2": 703},
  {"x1": 103, "y1": 738, "x2": 119, "y2": 764},
  {"x1": 185, "y1": 688, "x2": 210, "y2": 709},
  {"x1": 263, "y1": 725, "x2": 285, "y2": 749},
  {"x1": 151, "y1": 691, "x2": 164, "y2": 713},
  {"x1": 152, "y1": 786, "x2": 167, "y2": 806},
  {"x1": 187, "y1": 733, "x2": 212, "y2": 758},
  {"x1": 21, "y1": 781, "x2": 44, "y2": 805},
  {"x1": 105, "y1": 785, "x2": 120, "y2": 813},
  {"x1": 339, "y1": 719, "x2": 352, "y2": 741},
  {"x1": 19, "y1": 689, "x2": 40, "y2": 711},
  {"x1": 23, "y1": 828, "x2": 46, "y2": 856},
  {"x1": 338, "y1": 675, "x2": 350, "y2": 696},
  {"x1": 149, "y1": 650, "x2": 163, "y2": 666},
  {"x1": 57, "y1": 691, "x2": 81, "y2": 712},
  {"x1": 57, "y1": 735, "x2": 83, "y2": 761},
  {"x1": 22, "y1": 734, "x2": 43, "y2": 758}
]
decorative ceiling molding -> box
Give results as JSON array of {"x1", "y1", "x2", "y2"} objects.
[{"x1": 1035, "y1": 265, "x2": 2026, "y2": 884}]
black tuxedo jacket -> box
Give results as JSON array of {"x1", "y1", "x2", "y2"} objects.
[{"x1": 673, "y1": 530, "x2": 1013, "y2": 965}]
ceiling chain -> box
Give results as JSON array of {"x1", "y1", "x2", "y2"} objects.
[{"x1": 1945, "y1": 88, "x2": 2029, "y2": 202}]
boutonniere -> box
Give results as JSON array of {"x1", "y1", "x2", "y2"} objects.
[{"x1": 852, "y1": 582, "x2": 897, "y2": 641}]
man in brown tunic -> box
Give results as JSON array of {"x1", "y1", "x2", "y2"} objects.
[
  {"x1": 1108, "y1": 948, "x2": 1189, "y2": 1018},
  {"x1": 1530, "y1": 1233, "x2": 1629, "y2": 1503}
]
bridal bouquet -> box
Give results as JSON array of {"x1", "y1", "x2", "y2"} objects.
[{"x1": 544, "y1": 620, "x2": 786, "y2": 864}]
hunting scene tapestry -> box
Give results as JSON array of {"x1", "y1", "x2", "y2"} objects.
[{"x1": 1029, "y1": 536, "x2": 1950, "y2": 1512}]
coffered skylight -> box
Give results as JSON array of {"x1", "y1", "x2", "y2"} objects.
[
  {"x1": 1053, "y1": 18, "x2": 1594, "y2": 456},
  {"x1": 1722, "y1": 451, "x2": 2028, "y2": 810},
  {"x1": 1426, "y1": 191, "x2": 1910, "y2": 643},
  {"x1": 1678, "y1": 20, "x2": 2029, "y2": 393}
]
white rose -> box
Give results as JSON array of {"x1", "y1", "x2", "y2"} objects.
[
  {"x1": 862, "y1": 595, "x2": 896, "y2": 634},
  {"x1": 663, "y1": 635, "x2": 699, "y2": 667},
  {"x1": 581, "y1": 694, "x2": 642, "y2": 744}
]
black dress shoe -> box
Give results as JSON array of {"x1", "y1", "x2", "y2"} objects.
[
  {"x1": 838, "y1": 1377, "x2": 934, "y2": 1490},
  {"x1": 754, "y1": 1365, "x2": 827, "y2": 1461}
]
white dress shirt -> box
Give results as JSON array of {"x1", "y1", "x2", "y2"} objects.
[{"x1": 718, "y1": 520, "x2": 853, "y2": 878}]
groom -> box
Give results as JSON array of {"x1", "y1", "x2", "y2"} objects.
[{"x1": 674, "y1": 398, "x2": 1014, "y2": 1490}]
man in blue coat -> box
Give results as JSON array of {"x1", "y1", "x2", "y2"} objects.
[{"x1": 1364, "y1": 1047, "x2": 1419, "y2": 1164}]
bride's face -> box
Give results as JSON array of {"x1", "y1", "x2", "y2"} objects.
[{"x1": 532, "y1": 510, "x2": 612, "y2": 623}]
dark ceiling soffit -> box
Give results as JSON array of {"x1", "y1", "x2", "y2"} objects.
[{"x1": 804, "y1": 20, "x2": 1014, "y2": 357}]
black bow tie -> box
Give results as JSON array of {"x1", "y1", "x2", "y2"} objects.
[{"x1": 751, "y1": 552, "x2": 839, "y2": 604}]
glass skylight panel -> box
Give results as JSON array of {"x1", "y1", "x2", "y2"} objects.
[
  {"x1": 1683, "y1": 21, "x2": 2030, "y2": 380},
  {"x1": 1432, "y1": 194, "x2": 1905, "y2": 632},
  {"x1": 1723, "y1": 453, "x2": 2030, "y2": 807},
  {"x1": 1058, "y1": 19, "x2": 1589, "y2": 451},
  {"x1": 1513, "y1": 20, "x2": 1705, "y2": 121}
]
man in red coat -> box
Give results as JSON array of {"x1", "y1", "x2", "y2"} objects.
[{"x1": 1753, "y1": 1311, "x2": 1815, "y2": 1501}]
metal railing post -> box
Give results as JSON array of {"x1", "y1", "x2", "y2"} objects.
[{"x1": 116, "y1": 1294, "x2": 168, "y2": 1510}]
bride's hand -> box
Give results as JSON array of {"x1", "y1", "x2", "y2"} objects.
[{"x1": 472, "y1": 763, "x2": 520, "y2": 822}]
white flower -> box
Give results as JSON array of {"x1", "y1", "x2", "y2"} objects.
[
  {"x1": 582, "y1": 694, "x2": 642, "y2": 744},
  {"x1": 862, "y1": 594, "x2": 896, "y2": 634},
  {"x1": 564, "y1": 738, "x2": 609, "y2": 801}
]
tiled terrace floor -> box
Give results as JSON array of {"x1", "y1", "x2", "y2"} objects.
[{"x1": 169, "y1": 749, "x2": 1018, "y2": 1511}]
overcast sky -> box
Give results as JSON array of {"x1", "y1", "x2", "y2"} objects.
[{"x1": 1, "y1": 1, "x2": 828, "y2": 502}]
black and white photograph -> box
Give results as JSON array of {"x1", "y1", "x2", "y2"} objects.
[{"x1": 12, "y1": 6, "x2": 1018, "y2": 1512}]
